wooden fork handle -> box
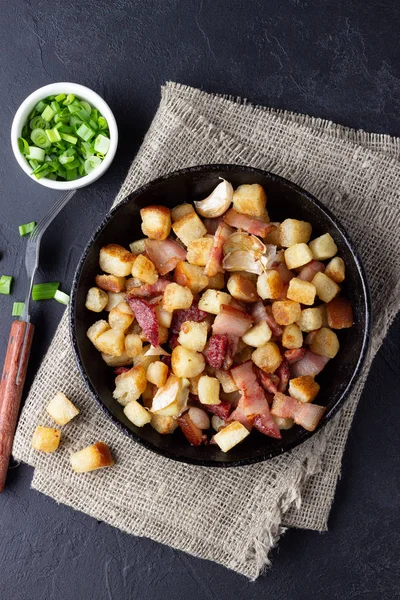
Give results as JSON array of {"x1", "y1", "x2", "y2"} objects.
[{"x1": 0, "y1": 320, "x2": 34, "y2": 492}]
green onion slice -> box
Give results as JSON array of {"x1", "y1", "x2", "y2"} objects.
[
  {"x1": 12, "y1": 302, "x2": 25, "y2": 317},
  {"x1": 54, "y1": 290, "x2": 69, "y2": 305},
  {"x1": 32, "y1": 282, "x2": 59, "y2": 301},
  {"x1": 18, "y1": 137, "x2": 30, "y2": 154},
  {"x1": 31, "y1": 128, "x2": 51, "y2": 149},
  {"x1": 84, "y1": 155, "x2": 102, "y2": 174},
  {"x1": 0, "y1": 275, "x2": 13, "y2": 295},
  {"x1": 19, "y1": 221, "x2": 36, "y2": 236}
]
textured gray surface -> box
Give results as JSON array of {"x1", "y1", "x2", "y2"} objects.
[{"x1": 0, "y1": 0, "x2": 399, "y2": 598}]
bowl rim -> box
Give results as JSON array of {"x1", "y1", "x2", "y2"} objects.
[
  {"x1": 10, "y1": 82, "x2": 118, "y2": 190},
  {"x1": 69, "y1": 164, "x2": 372, "y2": 467}
]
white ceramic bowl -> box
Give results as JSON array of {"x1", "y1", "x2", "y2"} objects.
[{"x1": 11, "y1": 82, "x2": 118, "y2": 190}]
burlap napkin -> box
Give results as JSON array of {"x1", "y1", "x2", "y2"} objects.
[{"x1": 13, "y1": 82, "x2": 400, "y2": 579}]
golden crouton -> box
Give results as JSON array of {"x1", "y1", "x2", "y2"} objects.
[
  {"x1": 284, "y1": 243, "x2": 313, "y2": 269},
  {"x1": 252, "y1": 342, "x2": 282, "y2": 373},
  {"x1": 187, "y1": 237, "x2": 214, "y2": 266},
  {"x1": 242, "y1": 321, "x2": 272, "y2": 347},
  {"x1": 32, "y1": 426, "x2": 61, "y2": 453},
  {"x1": 140, "y1": 205, "x2": 171, "y2": 240},
  {"x1": 99, "y1": 244, "x2": 135, "y2": 277},
  {"x1": 70, "y1": 442, "x2": 114, "y2": 473},
  {"x1": 326, "y1": 297, "x2": 354, "y2": 329},
  {"x1": 162, "y1": 282, "x2": 193, "y2": 312},
  {"x1": 272, "y1": 300, "x2": 302, "y2": 325},
  {"x1": 325, "y1": 257, "x2": 345, "y2": 283},
  {"x1": 204, "y1": 272, "x2": 225, "y2": 290},
  {"x1": 171, "y1": 203, "x2": 194, "y2": 222},
  {"x1": 232, "y1": 184, "x2": 267, "y2": 216},
  {"x1": 87, "y1": 320, "x2": 110, "y2": 346},
  {"x1": 310, "y1": 327, "x2": 339, "y2": 358},
  {"x1": 214, "y1": 421, "x2": 250, "y2": 452},
  {"x1": 95, "y1": 274, "x2": 126, "y2": 293},
  {"x1": 312, "y1": 272, "x2": 340, "y2": 303},
  {"x1": 123, "y1": 400, "x2": 152, "y2": 427},
  {"x1": 85, "y1": 287, "x2": 108, "y2": 313},
  {"x1": 122, "y1": 333, "x2": 142, "y2": 358},
  {"x1": 150, "y1": 413, "x2": 179, "y2": 434},
  {"x1": 105, "y1": 292, "x2": 126, "y2": 311},
  {"x1": 129, "y1": 238, "x2": 147, "y2": 254},
  {"x1": 178, "y1": 320, "x2": 208, "y2": 352},
  {"x1": 287, "y1": 277, "x2": 316, "y2": 305},
  {"x1": 279, "y1": 219, "x2": 312, "y2": 247},
  {"x1": 173, "y1": 261, "x2": 209, "y2": 294},
  {"x1": 171, "y1": 346, "x2": 205, "y2": 379},
  {"x1": 257, "y1": 270, "x2": 284, "y2": 300},
  {"x1": 198, "y1": 375, "x2": 221, "y2": 405},
  {"x1": 147, "y1": 361, "x2": 169, "y2": 388},
  {"x1": 227, "y1": 273, "x2": 259, "y2": 303},
  {"x1": 172, "y1": 212, "x2": 207, "y2": 247},
  {"x1": 198, "y1": 289, "x2": 232, "y2": 314},
  {"x1": 297, "y1": 307, "x2": 323, "y2": 332},
  {"x1": 265, "y1": 226, "x2": 281, "y2": 246},
  {"x1": 95, "y1": 328, "x2": 126, "y2": 356},
  {"x1": 101, "y1": 353, "x2": 133, "y2": 367},
  {"x1": 282, "y1": 323, "x2": 303, "y2": 349},
  {"x1": 131, "y1": 254, "x2": 158, "y2": 285},
  {"x1": 309, "y1": 233, "x2": 338, "y2": 260},
  {"x1": 108, "y1": 304, "x2": 135, "y2": 332},
  {"x1": 215, "y1": 369, "x2": 239, "y2": 393},
  {"x1": 46, "y1": 392, "x2": 80, "y2": 426},
  {"x1": 155, "y1": 304, "x2": 173, "y2": 328},
  {"x1": 113, "y1": 364, "x2": 147, "y2": 405},
  {"x1": 289, "y1": 375, "x2": 320, "y2": 403}
]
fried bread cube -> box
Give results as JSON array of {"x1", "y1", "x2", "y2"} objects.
[
  {"x1": 252, "y1": 342, "x2": 282, "y2": 373},
  {"x1": 198, "y1": 375, "x2": 221, "y2": 405},
  {"x1": 325, "y1": 257, "x2": 345, "y2": 283},
  {"x1": 113, "y1": 364, "x2": 147, "y2": 405},
  {"x1": 172, "y1": 212, "x2": 207, "y2": 246},
  {"x1": 131, "y1": 254, "x2": 158, "y2": 285},
  {"x1": 297, "y1": 307, "x2": 323, "y2": 332},
  {"x1": 272, "y1": 300, "x2": 301, "y2": 325},
  {"x1": 162, "y1": 282, "x2": 193, "y2": 312},
  {"x1": 173, "y1": 261, "x2": 208, "y2": 294},
  {"x1": 279, "y1": 219, "x2": 312, "y2": 247},
  {"x1": 32, "y1": 426, "x2": 61, "y2": 453},
  {"x1": 284, "y1": 243, "x2": 313, "y2": 269},
  {"x1": 310, "y1": 327, "x2": 339, "y2": 358},
  {"x1": 85, "y1": 287, "x2": 108, "y2": 313},
  {"x1": 171, "y1": 346, "x2": 205, "y2": 378},
  {"x1": 46, "y1": 392, "x2": 80, "y2": 426},
  {"x1": 95, "y1": 274, "x2": 126, "y2": 293},
  {"x1": 282, "y1": 324, "x2": 303, "y2": 349},
  {"x1": 287, "y1": 277, "x2": 316, "y2": 305},
  {"x1": 70, "y1": 442, "x2": 114, "y2": 472},
  {"x1": 178, "y1": 320, "x2": 208, "y2": 352},
  {"x1": 257, "y1": 270, "x2": 284, "y2": 300},
  {"x1": 140, "y1": 205, "x2": 171, "y2": 240},
  {"x1": 309, "y1": 233, "x2": 338, "y2": 260},
  {"x1": 124, "y1": 400, "x2": 152, "y2": 427},
  {"x1": 289, "y1": 375, "x2": 320, "y2": 403},
  {"x1": 187, "y1": 237, "x2": 214, "y2": 266},
  {"x1": 99, "y1": 244, "x2": 135, "y2": 277},
  {"x1": 312, "y1": 272, "x2": 340, "y2": 303},
  {"x1": 232, "y1": 183, "x2": 267, "y2": 216}
]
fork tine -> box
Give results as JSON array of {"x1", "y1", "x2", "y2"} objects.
[{"x1": 30, "y1": 190, "x2": 76, "y2": 242}]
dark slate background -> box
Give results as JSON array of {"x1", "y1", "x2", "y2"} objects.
[{"x1": 1, "y1": 1, "x2": 399, "y2": 598}]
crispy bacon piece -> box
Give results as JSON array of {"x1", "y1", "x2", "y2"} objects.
[
  {"x1": 259, "y1": 371, "x2": 279, "y2": 394},
  {"x1": 127, "y1": 278, "x2": 170, "y2": 298},
  {"x1": 145, "y1": 239, "x2": 187, "y2": 275},
  {"x1": 212, "y1": 304, "x2": 253, "y2": 338},
  {"x1": 204, "y1": 222, "x2": 234, "y2": 277},
  {"x1": 224, "y1": 209, "x2": 276, "y2": 237},
  {"x1": 170, "y1": 302, "x2": 209, "y2": 334},
  {"x1": 231, "y1": 362, "x2": 281, "y2": 439},
  {"x1": 161, "y1": 355, "x2": 172, "y2": 368},
  {"x1": 203, "y1": 334, "x2": 230, "y2": 369},
  {"x1": 284, "y1": 348, "x2": 307, "y2": 364},
  {"x1": 228, "y1": 405, "x2": 252, "y2": 431},
  {"x1": 276, "y1": 359, "x2": 290, "y2": 393},
  {"x1": 168, "y1": 333, "x2": 180, "y2": 349},
  {"x1": 265, "y1": 305, "x2": 283, "y2": 337},
  {"x1": 205, "y1": 400, "x2": 232, "y2": 421},
  {"x1": 204, "y1": 216, "x2": 224, "y2": 235},
  {"x1": 113, "y1": 367, "x2": 130, "y2": 375},
  {"x1": 250, "y1": 301, "x2": 269, "y2": 324},
  {"x1": 271, "y1": 392, "x2": 326, "y2": 432},
  {"x1": 127, "y1": 298, "x2": 159, "y2": 346},
  {"x1": 298, "y1": 260, "x2": 325, "y2": 282},
  {"x1": 290, "y1": 350, "x2": 330, "y2": 378},
  {"x1": 178, "y1": 413, "x2": 203, "y2": 446}
]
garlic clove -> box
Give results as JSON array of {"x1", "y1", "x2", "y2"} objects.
[
  {"x1": 223, "y1": 232, "x2": 266, "y2": 256},
  {"x1": 151, "y1": 375, "x2": 189, "y2": 416},
  {"x1": 222, "y1": 251, "x2": 264, "y2": 274},
  {"x1": 144, "y1": 345, "x2": 171, "y2": 356},
  {"x1": 260, "y1": 244, "x2": 278, "y2": 270},
  {"x1": 194, "y1": 179, "x2": 233, "y2": 218}
]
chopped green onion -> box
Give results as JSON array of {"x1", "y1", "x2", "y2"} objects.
[
  {"x1": 60, "y1": 133, "x2": 77, "y2": 145},
  {"x1": 12, "y1": 302, "x2": 25, "y2": 317},
  {"x1": 84, "y1": 155, "x2": 102, "y2": 174},
  {"x1": 98, "y1": 116, "x2": 108, "y2": 129},
  {"x1": 63, "y1": 94, "x2": 75, "y2": 105},
  {"x1": 35, "y1": 100, "x2": 47, "y2": 113},
  {"x1": 19, "y1": 221, "x2": 36, "y2": 236},
  {"x1": 76, "y1": 123, "x2": 95, "y2": 142},
  {"x1": 31, "y1": 128, "x2": 51, "y2": 149},
  {"x1": 19, "y1": 93, "x2": 110, "y2": 181},
  {"x1": 45, "y1": 128, "x2": 62, "y2": 143},
  {"x1": 18, "y1": 137, "x2": 30, "y2": 154},
  {"x1": 32, "y1": 282, "x2": 59, "y2": 301},
  {"x1": 54, "y1": 290, "x2": 69, "y2": 305},
  {"x1": 0, "y1": 275, "x2": 13, "y2": 295},
  {"x1": 94, "y1": 134, "x2": 110, "y2": 155},
  {"x1": 41, "y1": 105, "x2": 55, "y2": 122},
  {"x1": 27, "y1": 146, "x2": 45, "y2": 162}
]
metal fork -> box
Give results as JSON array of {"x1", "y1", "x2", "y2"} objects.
[{"x1": 0, "y1": 188, "x2": 76, "y2": 491}]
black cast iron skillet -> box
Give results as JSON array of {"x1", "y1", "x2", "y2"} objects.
[{"x1": 70, "y1": 165, "x2": 371, "y2": 467}]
